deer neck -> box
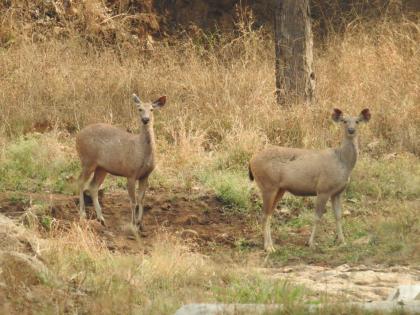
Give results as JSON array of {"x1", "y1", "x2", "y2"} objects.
[
  {"x1": 336, "y1": 135, "x2": 358, "y2": 171},
  {"x1": 139, "y1": 119, "x2": 156, "y2": 156}
]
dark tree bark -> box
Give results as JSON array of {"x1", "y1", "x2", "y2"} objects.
[{"x1": 275, "y1": 0, "x2": 316, "y2": 106}]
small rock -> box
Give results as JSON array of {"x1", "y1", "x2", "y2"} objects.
[
  {"x1": 183, "y1": 215, "x2": 201, "y2": 225},
  {"x1": 216, "y1": 233, "x2": 229, "y2": 240},
  {"x1": 174, "y1": 304, "x2": 283, "y2": 315},
  {"x1": 180, "y1": 229, "x2": 199, "y2": 239},
  {"x1": 103, "y1": 231, "x2": 115, "y2": 238},
  {"x1": 279, "y1": 208, "x2": 291, "y2": 215},
  {"x1": 336, "y1": 264, "x2": 350, "y2": 271},
  {"x1": 388, "y1": 285, "x2": 420, "y2": 302}
]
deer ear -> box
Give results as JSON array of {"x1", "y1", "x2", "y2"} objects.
[
  {"x1": 132, "y1": 94, "x2": 141, "y2": 105},
  {"x1": 359, "y1": 108, "x2": 371, "y2": 122},
  {"x1": 152, "y1": 96, "x2": 166, "y2": 108},
  {"x1": 332, "y1": 108, "x2": 343, "y2": 122}
]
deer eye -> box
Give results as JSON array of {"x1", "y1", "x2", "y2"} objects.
[
  {"x1": 343, "y1": 120, "x2": 348, "y2": 124},
  {"x1": 356, "y1": 120, "x2": 359, "y2": 124}
]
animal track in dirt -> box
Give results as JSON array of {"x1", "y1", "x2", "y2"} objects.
[{"x1": 0, "y1": 188, "x2": 258, "y2": 254}]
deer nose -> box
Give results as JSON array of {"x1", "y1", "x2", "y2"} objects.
[
  {"x1": 142, "y1": 117, "x2": 150, "y2": 124},
  {"x1": 348, "y1": 128, "x2": 355, "y2": 134}
]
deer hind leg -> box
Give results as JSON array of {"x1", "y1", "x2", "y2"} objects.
[
  {"x1": 88, "y1": 167, "x2": 107, "y2": 225},
  {"x1": 127, "y1": 177, "x2": 137, "y2": 227},
  {"x1": 331, "y1": 192, "x2": 346, "y2": 245},
  {"x1": 308, "y1": 193, "x2": 329, "y2": 248},
  {"x1": 78, "y1": 165, "x2": 95, "y2": 219},
  {"x1": 262, "y1": 188, "x2": 284, "y2": 252},
  {"x1": 135, "y1": 177, "x2": 149, "y2": 231}
]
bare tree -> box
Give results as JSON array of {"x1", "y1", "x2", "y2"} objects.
[{"x1": 275, "y1": 0, "x2": 315, "y2": 105}]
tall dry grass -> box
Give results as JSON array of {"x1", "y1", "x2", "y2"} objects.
[
  {"x1": 1, "y1": 18, "x2": 418, "y2": 162},
  {"x1": 41, "y1": 223, "x2": 233, "y2": 314}
]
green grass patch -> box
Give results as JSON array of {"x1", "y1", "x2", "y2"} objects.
[
  {"x1": 269, "y1": 244, "x2": 313, "y2": 264},
  {"x1": 348, "y1": 155, "x2": 420, "y2": 201},
  {"x1": 212, "y1": 275, "x2": 306, "y2": 305},
  {"x1": 266, "y1": 198, "x2": 419, "y2": 266},
  {"x1": 199, "y1": 170, "x2": 251, "y2": 211},
  {"x1": 0, "y1": 133, "x2": 79, "y2": 193}
]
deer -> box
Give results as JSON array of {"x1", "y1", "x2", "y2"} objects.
[
  {"x1": 249, "y1": 108, "x2": 371, "y2": 252},
  {"x1": 76, "y1": 93, "x2": 167, "y2": 229}
]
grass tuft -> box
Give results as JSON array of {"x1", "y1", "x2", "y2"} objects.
[
  {"x1": 199, "y1": 170, "x2": 252, "y2": 211},
  {"x1": 0, "y1": 133, "x2": 78, "y2": 193}
]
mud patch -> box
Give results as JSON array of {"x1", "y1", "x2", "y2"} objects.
[{"x1": 0, "y1": 188, "x2": 258, "y2": 254}]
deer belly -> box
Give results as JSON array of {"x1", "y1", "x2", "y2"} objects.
[
  {"x1": 287, "y1": 188, "x2": 317, "y2": 197},
  {"x1": 281, "y1": 167, "x2": 318, "y2": 196}
]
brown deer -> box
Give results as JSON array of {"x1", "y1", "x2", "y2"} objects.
[
  {"x1": 249, "y1": 108, "x2": 371, "y2": 252},
  {"x1": 76, "y1": 93, "x2": 166, "y2": 229}
]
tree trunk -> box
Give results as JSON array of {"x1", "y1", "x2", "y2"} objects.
[{"x1": 275, "y1": 0, "x2": 315, "y2": 106}]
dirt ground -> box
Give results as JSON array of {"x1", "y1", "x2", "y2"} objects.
[
  {"x1": 0, "y1": 188, "x2": 259, "y2": 255},
  {"x1": 1, "y1": 188, "x2": 419, "y2": 303}
]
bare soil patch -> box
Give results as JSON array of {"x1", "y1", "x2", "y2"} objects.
[{"x1": 0, "y1": 188, "x2": 258, "y2": 254}]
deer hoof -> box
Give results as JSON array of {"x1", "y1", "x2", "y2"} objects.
[
  {"x1": 264, "y1": 244, "x2": 276, "y2": 253},
  {"x1": 98, "y1": 218, "x2": 106, "y2": 226},
  {"x1": 338, "y1": 240, "x2": 347, "y2": 247},
  {"x1": 307, "y1": 240, "x2": 316, "y2": 248}
]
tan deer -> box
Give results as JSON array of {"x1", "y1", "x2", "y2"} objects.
[
  {"x1": 249, "y1": 108, "x2": 371, "y2": 252},
  {"x1": 76, "y1": 93, "x2": 167, "y2": 229}
]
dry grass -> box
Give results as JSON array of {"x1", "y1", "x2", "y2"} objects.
[
  {"x1": 0, "y1": 0, "x2": 151, "y2": 47},
  {"x1": 1, "y1": 220, "x2": 219, "y2": 313},
  {"x1": 0, "y1": 18, "x2": 419, "y2": 157},
  {"x1": 39, "y1": 225, "x2": 255, "y2": 314}
]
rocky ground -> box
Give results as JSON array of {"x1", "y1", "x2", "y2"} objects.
[{"x1": 257, "y1": 264, "x2": 420, "y2": 302}]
